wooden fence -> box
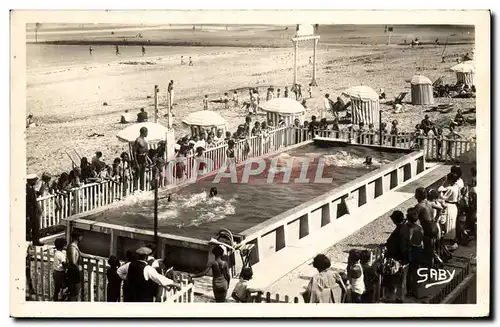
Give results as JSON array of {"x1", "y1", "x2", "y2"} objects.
[
  {"x1": 35, "y1": 126, "x2": 475, "y2": 232},
  {"x1": 26, "y1": 245, "x2": 194, "y2": 303}
]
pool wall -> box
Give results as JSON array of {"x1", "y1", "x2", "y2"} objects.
[{"x1": 64, "y1": 141, "x2": 425, "y2": 273}]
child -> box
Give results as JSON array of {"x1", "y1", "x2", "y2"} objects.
[
  {"x1": 232, "y1": 267, "x2": 254, "y2": 302},
  {"x1": 52, "y1": 238, "x2": 67, "y2": 301},
  {"x1": 308, "y1": 83, "x2": 313, "y2": 98},
  {"x1": 226, "y1": 139, "x2": 236, "y2": 166},
  {"x1": 223, "y1": 93, "x2": 229, "y2": 109},
  {"x1": 203, "y1": 95, "x2": 209, "y2": 110},
  {"x1": 106, "y1": 256, "x2": 122, "y2": 302},
  {"x1": 232, "y1": 91, "x2": 239, "y2": 107},
  {"x1": 277, "y1": 88, "x2": 281, "y2": 98},
  {"x1": 347, "y1": 250, "x2": 365, "y2": 303}
]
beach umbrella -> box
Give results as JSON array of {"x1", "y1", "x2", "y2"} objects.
[
  {"x1": 342, "y1": 85, "x2": 380, "y2": 126},
  {"x1": 410, "y1": 75, "x2": 434, "y2": 105},
  {"x1": 259, "y1": 98, "x2": 305, "y2": 115},
  {"x1": 182, "y1": 110, "x2": 228, "y2": 136},
  {"x1": 116, "y1": 122, "x2": 169, "y2": 144},
  {"x1": 450, "y1": 61, "x2": 475, "y2": 73},
  {"x1": 182, "y1": 110, "x2": 227, "y2": 127},
  {"x1": 259, "y1": 98, "x2": 305, "y2": 126}
]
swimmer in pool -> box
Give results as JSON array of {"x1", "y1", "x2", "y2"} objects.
[
  {"x1": 364, "y1": 156, "x2": 373, "y2": 165},
  {"x1": 209, "y1": 187, "x2": 218, "y2": 198}
]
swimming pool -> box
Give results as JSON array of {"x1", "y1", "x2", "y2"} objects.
[{"x1": 83, "y1": 143, "x2": 404, "y2": 239}]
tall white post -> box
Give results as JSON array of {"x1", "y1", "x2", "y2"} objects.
[
  {"x1": 293, "y1": 40, "x2": 298, "y2": 86},
  {"x1": 311, "y1": 38, "x2": 318, "y2": 86},
  {"x1": 154, "y1": 85, "x2": 159, "y2": 123}
]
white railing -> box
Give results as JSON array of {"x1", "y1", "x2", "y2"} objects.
[
  {"x1": 35, "y1": 126, "x2": 475, "y2": 232},
  {"x1": 26, "y1": 245, "x2": 194, "y2": 303}
]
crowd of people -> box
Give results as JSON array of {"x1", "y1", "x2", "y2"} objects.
[
  {"x1": 300, "y1": 163, "x2": 476, "y2": 304},
  {"x1": 45, "y1": 231, "x2": 183, "y2": 302}
]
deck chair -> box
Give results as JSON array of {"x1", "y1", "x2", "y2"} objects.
[
  {"x1": 393, "y1": 92, "x2": 408, "y2": 105},
  {"x1": 433, "y1": 76, "x2": 445, "y2": 87}
]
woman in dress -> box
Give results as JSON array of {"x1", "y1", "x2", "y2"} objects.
[
  {"x1": 303, "y1": 254, "x2": 346, "y2": 303},
  {"x1": 439, "y1": 172, "x2": 460, "y2": 249},
  {"x1": 191, "y1": 246, "x2": 231, "y2": 302}
]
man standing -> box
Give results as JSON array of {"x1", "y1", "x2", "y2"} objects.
[
  {"x1": 26, "y1": 174, "x2": 42, "y2": 246},
  {"x1": 141, "y1": 46, "x2": 146, "y2": 56},
  {"x1": 66, "y1": 231, "x2": 84, "y2": 301},
  {"x1": 167, "y1": 80, "x2": 174, "y2": 111},
  {"x1": 414, "y1": 187, "x2": 438, "y2": 268},
  {"x1": 324, "y1": 94, "x2": 333, "y2": 120},
  {"x1": 119, "y1": 247, "x2": 181, "y2": 302},
  {"x1": 134, "y1": 127, "x2": 149, "y2": 191}
]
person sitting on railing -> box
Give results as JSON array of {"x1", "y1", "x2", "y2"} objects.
[
  {"x1": 80, "y1": 157, "x2": 93, "y2": 183},
  {"x1": 302, "y1": 254, "x2": 346, "y2": 303},
  {"x1": 445, "y1": 124, "x2": 462, "y2": 161},
  {"x1": 106, "y1": 255, "x2": 122, "y2": 302},
  {"x1": 36, "y1": 172, "x2": 53, "y2": 197},
  {"x1": 251, "y1": 121, "x2": 261, "y2": 136},
  {"x1": 91, "y1": 151, "x2": 104, "y2": 171},
  {"x1": 111, "y1": 158, "x2": 123, "y2": 183},
  {"x1": 68, "y1": 168, "x2": 82, "y2": 188},
  {"x1": 309, "y1": 115, "x2": 319, "y2": 137},
  {"x1": 120, "y1": 247, "x2": 181, "y2": 302},
  {"x1": 420, "y1": 115, "x2": 435, "y2": 136},
  {"x1": 226, "y1": 139, "x2": 236, "y2": 166},
  {"x1": 318, "y1": 118, "x2": 328, "y2": 131}
]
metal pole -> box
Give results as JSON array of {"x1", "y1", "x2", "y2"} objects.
[
  {"x1": 153, "y1": 166, "x2": 159, "y2": 256},
  {"x1": 311, "y1": 38, "x2": 318, "y2": 86},
  {"x1": 293, "y1": 40, "x2": 298, "y2": 86},
  {"x1": 379, "y1": 109, "x2": 383, "y2": 146},
  {"x1": 154, "y1": 85, "x2": 159, "y2": 123}
]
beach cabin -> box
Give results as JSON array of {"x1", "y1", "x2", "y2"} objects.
[
  {"x1": 410, "y1": 75, "x2": 435, "y2": 105},
  {"x1": 182, "y1": 110, "x2": 228, "y2": 137},
  {"x1": 450, "y1": 61, "x2": 475, "y2": 87},
  {"x1": 341, "y1": 85, "x2": 380, "y2": 126},
  {"x1": 259, "y1": 98, "x2": 305, "y2": 127}
]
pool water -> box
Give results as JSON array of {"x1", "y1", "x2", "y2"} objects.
[{"x1": 87, "y1": 144, "x2": 404, "y2": 239}]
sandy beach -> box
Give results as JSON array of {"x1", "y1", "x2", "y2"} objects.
[{"x1": 26, "y1": 24, "x2": 475, "y2": 177}]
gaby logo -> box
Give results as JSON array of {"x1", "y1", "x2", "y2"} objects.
[{"x1": 416, "y1": 268, "x2": 455, "y2": 289}]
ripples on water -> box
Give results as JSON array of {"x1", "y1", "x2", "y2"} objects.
[{"x1": 92, "y1": 145, "x2": 403, "y2": 238}]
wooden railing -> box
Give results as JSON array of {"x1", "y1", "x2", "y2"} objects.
[
  {"x1": 26, "y1": 245, "x2": 194, "y2": 303},
  {"x1": 35, "y1": 127, "x2": 475, "y2": 232}
]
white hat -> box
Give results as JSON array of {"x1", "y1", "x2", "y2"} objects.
[
  {"x1": 437, "y1": 186, "x2": 447, "y2": 192},
  {"x1": 174, "y1": 144, "x2": 181, "y2": 150},
  {"x1": 26, "y1": 174, "x2": 38, "y2": 180}
]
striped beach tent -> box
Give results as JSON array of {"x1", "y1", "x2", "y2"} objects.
[
  {"x1": 342, "y1": 85, "x2": 380, "y2": 126},
  {"x1": 450, "y1": 61, "x2": 475, "y2": 87},
  {"x1": 410, "y1": 75, "x2": 434, "y2": 105}
]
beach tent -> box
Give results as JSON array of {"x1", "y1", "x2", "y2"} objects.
[
  {"x1": 116, "y1": 122, "x2": 168, "y2": 145},
  {"x1": 341, "y1": 85, "x2": 380, "y2": 126},
  {"x1": 259, "y1": 97, "x2": 305, "y2": 126},
  {"x1": 182, "y1": 110, "x2": 228, "y2": 136},
  {"x1": 410, "y1": 75, "x2": 434, "y2": 105},
  {"x1": 450, "y1": 61, "x2": 475, "y2": 87}
]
